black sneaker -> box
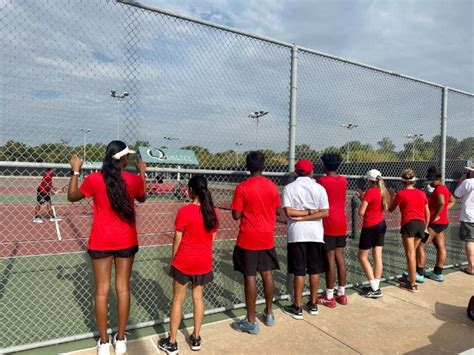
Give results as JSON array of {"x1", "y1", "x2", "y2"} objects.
[
  {"x1": 305, "y1": 300, "x2": 319, "y2": 315},
  {"x1": 362, "y1": 288, "x2": 383, "y2": 298},
  {"x1": 190, "y1": 334, "x2": 201, "y2": 351},
  {"x1": 158, "y1": 337, "x2": 178, "y2": 355},
  {"x1": 282, "y1": 303, "x2": 303, "y2": 320},
  {"x1": 399, "y1": 281, "x2": 418, "y2": 293}
]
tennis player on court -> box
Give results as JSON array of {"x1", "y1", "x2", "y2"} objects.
[
  {"x1": 158, "y1": 175, "x2": 219, "y2": 354},
  {"x1": 33, "y1": 168, "x2": 61, "y2": 223},
  {"x1": 356, "y1": 169, "x2": 389, "y2": 298},
  {"x1": 316, "y1": 153, "x2": 348, "y2": 307},
  {"x1": 416, "y1": 166, "x2": 455, "y2": 282},
  {"x1": 230, "y1": 151, "x2": 281, "y2": 334},
  {"x1": 67, "y1": 141, "x2": 146, "y2": 355},
  {"x1": 282, "y1": 159, "x2": 329, "y2": 319},
  {"x1": 389, "y1": 169, "x2": 430, "y2": 292}
]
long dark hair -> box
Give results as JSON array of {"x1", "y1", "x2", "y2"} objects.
[
  {"x1": 101, "y1": 140, "x2": 135, "y2": 224},
  {"x1": 188, "y1": 175, "x2": 217, "y2": 231}
]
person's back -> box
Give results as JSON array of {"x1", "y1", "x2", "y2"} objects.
[
  {"x1": 317, "y1": 175, "x2": 347, "y2": 236},
  {"x1": 455, "y1": 177, "x2": 474, "y2": 223}
]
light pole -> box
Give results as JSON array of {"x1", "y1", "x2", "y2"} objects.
[
  {"x1": 235, "y1": 142, "x2": 243, "y2": 167},
  {"x1": 340, "y1": 123, "x2": 358, "y2": 163},
  {"x1": 248, "y1": 111, "x2": 269, "y2": 149},
  {"x1": 80, "y1": 128, "x2": 91, "y2": 164},
  {"x1": 163, "y1": 136, "x2": 179, "y2": 147},
  {"x1": 405, "y1": 133, "x2": 424, "y2": 161},
  {"x1": 110, "y1": 90, "x2": 129, "y2": 140}
]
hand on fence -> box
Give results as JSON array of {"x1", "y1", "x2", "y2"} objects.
[
  {"x1": 355, "y1": 188, "x2": 364, "y2": 200},
  {"x1": 70, "y1": 154, "x2": 83, "y2": 171},
  {"x1": 135, "y1": 156, "x2": 147, "y2": 176}
]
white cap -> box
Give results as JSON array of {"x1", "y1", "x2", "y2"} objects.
[
  {"x1": 366, "y1": 169, "x2": 382, "y2": 181},
  {"x1": 465, "y1": 162, "x2": 474, "y2": 172},
  {"x1": 112, "y1": 146, "x2": 136, "y2": 160}
]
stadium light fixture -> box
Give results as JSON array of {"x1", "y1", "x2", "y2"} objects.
[
  {"x1": 110, "y1": 90, "x2": 129, "y2": 139},
  {"x1": 340, "y1": 123, "x2": 359, "y2": 163},
  {"x1": 405, "y1": 133, "x2": 424, "y2": 161},
  {"x1": 248, "y1": 111, "x2": 269, "y2": 149}
]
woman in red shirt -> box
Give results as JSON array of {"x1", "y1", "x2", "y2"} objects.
[
  {"x1": 159, "y1": 175, "x2": 218, "y2": 355},
  {"x1": 356, "y1": 169, "x2": 389, "y2": 299},
  {"x1": 68, "y1": 141, "x2": 146, "y2": 355},
  {"x1": 389, "y1": 169, "x2": 430, "y2": 292}
]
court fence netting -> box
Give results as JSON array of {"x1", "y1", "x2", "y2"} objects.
[{"x1": 1, "y1": 0, "x2": 473, "y2": 352}]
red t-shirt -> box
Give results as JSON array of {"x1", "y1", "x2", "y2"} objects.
[
  {"x1": 362, "y1": 187, "x2": 384, "y2": 228},
  {"x1": 79, "y1": 171, "x2": 145, "y2": 250},
  {"x1": 392, "y1": 188, "x2": 428, "y2": 226},
  {"x1": 37, "y1": 171, "x2": 53, "y2": 193},
  {"x1": 231, "y1": 176, "x2": 281, "y2": 250},
  {"x1": 317, "y1": 175, "x2": 347, "y2": 236},
  {"x1": 171, "y1": 204, "x2": 219, "y2": 275},
  {"x1": 429, "y1": 184, "x2": 452, "y2": 224}
]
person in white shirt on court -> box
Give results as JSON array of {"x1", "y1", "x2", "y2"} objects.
[
  {"x1": 454, "y1": 162, "x2": 474, "y2": 275},
  {"x1": 281, "y1": 159, "x2": 329, "y2": 319}
]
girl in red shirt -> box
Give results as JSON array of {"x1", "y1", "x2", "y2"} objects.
[
  {"x1": 68, "y1": 141, "x2": 146, "y2": 355},
  {"x1": 159, "y1": 175, "x2": 218, "y2": 355},
  {"x1": 389, "y1": 169, "x2": 430, "y2": 292},
  {"x1": 356, "y1": 169, "x2": 389, "y2": 298},
  {"x1": 417, "y1": 166, "x2": 455, "y2": 282}
]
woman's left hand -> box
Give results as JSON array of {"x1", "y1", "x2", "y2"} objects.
[{"x1": 70, "y1": 154, "x2": 83, "y2": 171}]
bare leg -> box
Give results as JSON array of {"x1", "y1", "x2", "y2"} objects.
[
  {"x1": 402, "y1": 234, "x2": 416, "y2": 285},
  {"x1": 358, "y1": 249, "x2": 374, "y2": 281},
  {"x1": 372, "y1": 246, "x2": 383, "y2": 280},
  {"x1": 243, "y1": 275, "x2": 257, "y2": 323},
  {"x1": 293, "y1": 275, "x2": 305, "y2": 307},
  {"x1": 34, "y1": 203, "x2": 41, "y2": 217},
  {"x1": 465, "y1": 242, "x2": 474, "y2": 274},
  {"x1": 91, "y1": 257, "x2": 113, "y2": 343},
  {"x1": 114, "y1": 255, "x2": 135, "y2": 339},
  {"x1": 417, "y1": 228, "x2": 435, "y2": 270},
  {"x1": 192, "y1": 284, "x2": 204, "y2": 337},
  {"x1": 335, "y1": 247, "x2": 347, "y2": 286},
  {"x1": 325, "y1": 250, "x2": 336, "y2": 291},
  {"x1": 260, "y1": 270, "x2": 274, "y2": 314},
  {"x1": 169, "y1": 280, "x2": 187, "y2": 343},
  {"x1": 432, "y1": 232, "x2": 447, "y2": 268},
  {"x1": 308, "y1": 274, "x2": 320, "y2": 304}
]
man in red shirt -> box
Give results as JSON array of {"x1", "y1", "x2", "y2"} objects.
[
  {"x1": 230, "y1": 151, "x2": 281, "y2": 335},
  {"x1": 34, "y1": 168, "x2": 60, "y2": 223},
  {"x1": 417, "y1": 166, "x2": 456, "y2": 282},
  {"x1": 317, "y1": 153, "x2": 348, "y2": 307}
]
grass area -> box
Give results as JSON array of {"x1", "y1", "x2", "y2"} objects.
[{"x1": 0, "y1": 226, "x2": 467, "y2": 351}]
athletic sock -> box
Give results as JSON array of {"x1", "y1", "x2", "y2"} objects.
[
  {"x1": 369, "y1": 279, "x2": 378, "y2": 291},
  {"x1": 337, "y1": 286, "x2": 345, "y2": 296},
  {"x1": 434, "y1": 266, "x2": 443, "y2": 275},
  {"x1": 416, "y1": 267, "x2": 424, "y2": 276},
  {"x1": 326, "y1": 289, "x2": 334, "y2": 299},
  {"x1": 375, "y1": 279, "x2": 380, "y2": 290}
]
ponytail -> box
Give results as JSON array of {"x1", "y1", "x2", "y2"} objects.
[
  {"x1": 376, "y1": 178, "x2": 390, "y2": 211},
  {"x1": 188, "y1": 175, "x2": 218, "y2": 231},
  {"x1": 101, "y1": 141, "x2": 135, "y2": 224}
]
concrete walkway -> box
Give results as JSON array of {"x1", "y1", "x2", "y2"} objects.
[{"x1": 66, "y1": 272, "x2": 474, "y2": 355}]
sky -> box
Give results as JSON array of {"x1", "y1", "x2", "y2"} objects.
[{"x1": 1, "y1": 0, "x2": 473, "y2": 158}]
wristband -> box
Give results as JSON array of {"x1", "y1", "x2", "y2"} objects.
[
  {"x1": 70, "y1": 171, "x2": 80, "y2": 176},
  {"x1": 307, "y1": 209, "x2": 311, "y2": 216}
]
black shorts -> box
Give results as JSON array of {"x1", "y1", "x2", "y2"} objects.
[
  {"x1": 169, "y1": 265, "x2": 214, "y2": 286},
  {"x1": 324, "y1": 235, "x2": 347, "y2": 252},
  {"x1": 401, "y1": 220, "x2": 425, "y2": 238},
  {"x1": 233, "y1": 245, "x2": 280, "y2": 276},
  {"x1": 428, "y1": 223, "x2": 449, "y2": 234},
  {"x1": 36, "y1": 191, "x2": 51, "y2": 204},
  {"x1": 359, "y1": 220, "x2": 387, "y2": 250},
  {"x1": 287, "y1": 242, "x2": 327, "y2": 276},
  {"x1": 87, "y1": 245, "x2": 139, "y2": 259}
]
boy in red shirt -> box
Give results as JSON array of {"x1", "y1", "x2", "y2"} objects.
[
  {"x1": 316, "y1": 153, "x2": 348, "y2": 307},
  {"x1": 33, "y1": 168, "x2": 60, "y2": 223},
  {"x1": 231, "y1": 151, "x2": 281, "y2": 334},
  {"x1": 417, "y1": 166, "x2": 455, "y2": 282}
]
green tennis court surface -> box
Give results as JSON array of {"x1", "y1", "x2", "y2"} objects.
[{"x1": 0, "y1": 226, "x2": 466, "y2": 350}]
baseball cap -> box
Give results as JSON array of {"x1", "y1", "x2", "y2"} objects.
[
  {"x1": 295, "y1": 159, "x2": 313, "y2": 175},
  {"x1": 366, "y1": 169, "x2": 382, "y2": 181},
  {"x1": 465, "y1": 161, "x2": 474, "y2": 172},
  {"x1": 112, "y1": 146, "x2": 136, "y2": 160}
]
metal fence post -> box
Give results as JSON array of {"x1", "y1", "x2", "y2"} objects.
[
  {"x1": 440, "y1": 87, "x2": 448, "y2": 183},
  {"x1": 288, "y1": 45, "x2": 298, "y2": 173}
]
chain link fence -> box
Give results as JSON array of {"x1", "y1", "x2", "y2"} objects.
[{"x1": 0, "y1": 0, "x2": 472, "y2": 352}]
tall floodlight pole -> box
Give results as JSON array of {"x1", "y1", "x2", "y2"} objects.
[
  {"x1": 163, "y1": 136, "x2": 179, "y2": 147},
  {"x1": 110, "y1": 90, "x2": 129, "y2": 139},
  {"x1": 405, "y1": 133, "x2": 424, "y2": 161},
  {"x1": 340, "y1": 123, "x2": 358, "y2": 163},
  {"x1": 80, "y1": 128, "x2": 91, "y2": 164},
  {"x1": 235, "y1": 142, "x2": 243, "y2": 166},
  {"x1": 248, "y1": 111, "x2": 269, "y2": 150}
]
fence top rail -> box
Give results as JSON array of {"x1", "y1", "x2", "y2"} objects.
[{"x1": 118, "y1": 0, "x2": 473, "y2": 95}]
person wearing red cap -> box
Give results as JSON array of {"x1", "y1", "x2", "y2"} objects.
[
  {"x1": 316, "y1": 153, "x2": 348, "y2": 307},
  {"x1": 230, "y1": 151, "x2": 281, "y2": 334},
  {"x1": 281, "y1": 159, "x2": 329, "y2": 319}
]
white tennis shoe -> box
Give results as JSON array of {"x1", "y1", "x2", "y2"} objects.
[
  {"x1": 96, "y1": 339, "x2": 111, "y2": 355},
  {"x1": 113, "y1": 333, "x2": 127, "y2": 354},
  {"x1": 49, "y1": 216, "x2": 62, "y2": 222},
  {"x1": 33, "y1": 217, "x2": 43, "y2": 224}
]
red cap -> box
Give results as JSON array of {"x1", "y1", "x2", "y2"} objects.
[{"x1": 295, "y1": 159, "x2": 313, "y2": 175}]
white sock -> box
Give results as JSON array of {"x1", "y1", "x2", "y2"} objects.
[
  {"x1": 326, "y1": 289, "x2": 334, "y2": 299},
  {"x1": 375, "y1": 279, "x2": 380, "y2": 290},
  {"x1": 337, "y1": 286, "x2": 345, "y2": 296},
  {"x1": 369, "y1": 279, "x2": 378, "y2": 291}
]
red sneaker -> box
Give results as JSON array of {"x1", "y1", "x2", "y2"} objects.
[
  {"x1": 316, "y1": 294, "x2": 337, "y2": 308},
  {"x1": 335, "y1": 293, "x2": 348, "y2": 305}
]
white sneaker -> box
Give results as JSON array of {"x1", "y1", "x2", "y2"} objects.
[
  {"x1": 96, "y1": 339, "x2": 111, "y2": 355},
  {"x1": 113, "y1": 333, "x2": 127, "y2": 354},
  {"x1": 33, "y1": 217, "x2": 43, "y2": 224},
  {"x1": 49, "y1": 216, "x2": 62, "y2": 222}
]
